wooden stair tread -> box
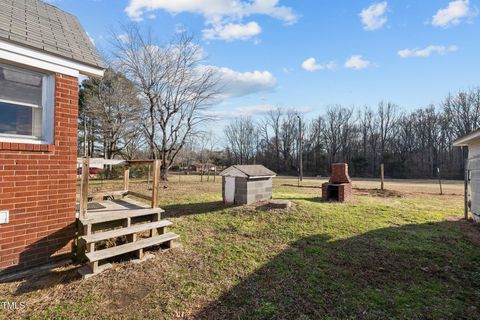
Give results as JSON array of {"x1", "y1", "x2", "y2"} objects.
[
  {"x1": 86, "y1": 232, "x2": 179, "y2": 262},
  {"x1": 80, "y1": 207, "x2": 165, "y2": 224},
  {"x1": 82, "y1": 220, "x2": 173, "y2": 243}
]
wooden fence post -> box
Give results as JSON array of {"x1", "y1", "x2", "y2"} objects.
[
  {"x1": 436, "y1": 167, "x2": 443, "y2": 195},
  {"x1": 151, "y1": 160, "x2": 161, "y2": 208},
  {"x1": 79, "y1": 157, "x2": 90, "y2": 220},
  {"x1": 380, "y1": 163, "x2": 384, "y2": 191},
  {"x1": 123, "y1": 165, "x2": 130, "y2": 192}
]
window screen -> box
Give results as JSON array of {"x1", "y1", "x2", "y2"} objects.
[{"x1": 0, "y1": 64, "x2": 45, "y2": 139}]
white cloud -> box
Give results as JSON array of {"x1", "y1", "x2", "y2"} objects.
[
  {"x1": 301, "y1": 57, "x2": 336, "y2": 72},
  {"x1": 117, "y1": 33, "x2": 130, "y2": 44},
  {"x1": 344, "y1": 55, "x2": 371, "y2": 69},
  {"x1": 432, "y1": 0, "x2": 476, "y2": 27},
  {"x1": 398, "y1": 45, "x2": 458, "y2": 58},
  {"x1": 125, "y1": 0, "x2": 297, "y2": 23},
  {"x1": 125, "y1": 0, "x2": 297, "y2": 41},
  {"x1": 235, "y1": 104, "x2": 278, "y2": 116},
  {"x1": 202, "y1": 104, "x2": 311, "y2": 119},
  {"x1": 203, "y1": 21, "x2": 261, "y2": 41},
  {"x1": 360, "y1": 2, "x2": 388, "y2": 30},
  {"x1": 204, "y1": 66, "x2": 276, "y2": 98}
]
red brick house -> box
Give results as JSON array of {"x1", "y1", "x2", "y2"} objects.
[{"x1": 0, "y1": 0, "x2": 104, "y2": 274}]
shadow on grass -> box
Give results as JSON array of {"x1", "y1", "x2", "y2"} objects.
[
  {"x1": 161, "y1": 201, "x2": 239, "y2": 218},
  {"x1": 281, "y1": 184, "x2": 321, "y2": 189},
  {"x1": 0, "y1": 223, "x2": 80, "y2": 295},
  {"x1": 194, "y1": 220, "x2": 480, "y2": 319},
  {"x1": 277, "y1": 197, "x2": 325, "y2": 203}
]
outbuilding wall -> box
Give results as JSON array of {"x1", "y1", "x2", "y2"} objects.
[
  {"x1": 0, "y1": 73, "x2": 78, "y2": 272},
  {"x1": 222, "y1": 176, "x2": 273, "y2": 205},
  {"x1": 235, "y1": 177, "x2": 272, "y2": 204},
  {"x1": 468, "y1": 142, "x2": 480, "y2": 222}
]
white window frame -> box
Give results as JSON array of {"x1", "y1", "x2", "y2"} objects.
[{"x1": 0, "y1": 63, "x2": 55, "y2": 145}]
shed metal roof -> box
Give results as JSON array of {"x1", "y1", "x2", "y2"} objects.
[
  {"x1": 220, "y1": 165, "x2": 276, "y2": 178},
  {"x1": 453, "y1": 129, "x2": 480, "y2": 147},
  {"x1": 0, "y1": 0, "x2": 104, "y2": 68}
]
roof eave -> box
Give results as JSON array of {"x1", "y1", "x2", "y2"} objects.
[
  {"x1": 0, "y1": 39, "x2": 104, "y2": 78},
  {"x1": 249, "y1": 175, "x2": 276, "y2": 179},
  {"x1": 453, "y1": 130, "x2": 480, "y2": 147}
]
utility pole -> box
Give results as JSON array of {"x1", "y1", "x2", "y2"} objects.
[{"x1": 297, "y1": 115, "x2": 303, "y2": 182}]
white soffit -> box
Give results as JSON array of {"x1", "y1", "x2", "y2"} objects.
[{"x1": 0, "y1": 39, "x2": 104, "y2": 78}]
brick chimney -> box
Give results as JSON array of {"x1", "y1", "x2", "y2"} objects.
[
  {"x1": 329, "y1": 163, "x2": 351, "y2": 184},
  {"x1": 322, "y1": 163, "x2": 352, "y2": 202}
]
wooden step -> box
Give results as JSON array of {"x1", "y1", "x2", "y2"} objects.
[
  {"x1": 81, "y1": 220, "x2": 173, "y2": 243},
  {"x1": 86, "y1": 232, "x2": 179, "y2": 262},
  {"x1": 80, "y1": 207, "x2": 165, "y2": 225}
]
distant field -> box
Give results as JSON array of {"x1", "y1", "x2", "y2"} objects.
[{"x1": 2, "y1": 176, "x2": 480, "y2": 320}]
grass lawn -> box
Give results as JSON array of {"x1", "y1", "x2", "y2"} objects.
[{"x1": 1, "y1": 176, "x2": 480, "y2": 319}]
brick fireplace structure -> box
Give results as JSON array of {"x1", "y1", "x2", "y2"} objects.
[{"x1": 322, "y1": 163, "x2": 352, "y2": 202}]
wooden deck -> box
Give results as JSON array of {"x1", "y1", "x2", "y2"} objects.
[
  {"x1": 79, "y1": 198, "x2": 164, "y2": 224},
  {"x1": 77, "y1": 198, "x2": 177, "y2": 278}
]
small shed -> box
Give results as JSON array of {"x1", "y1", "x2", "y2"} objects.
[
  {"x1": 220, "y1": 165, "x2": 276, "y2": 205},
  {"x1": 454, "y1": 130, "x2": 480, "y2": 222}
]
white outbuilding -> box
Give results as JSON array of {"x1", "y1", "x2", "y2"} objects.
[
  {"x1": 220, "y1": 165, "x2": 276, "y2": 205},
  {"x1": 453, "y1": 130, "x2": 480, "y2": 222}
]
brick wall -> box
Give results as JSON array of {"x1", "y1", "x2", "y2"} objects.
[
  {"x1": 0, "y1": 73, "x2": 78, "y2": 272},
  {"x1": 329, "y1": 163, "x2": 352, "y2": 184}
]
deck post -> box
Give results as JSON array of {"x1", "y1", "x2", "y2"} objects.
[
  {"x1": 151, "y1": 160, "x2": 161, "y2": 208},
  {"x1": 80, "y1": 157, "x2": 90, "y2": 220},
  {"x1": 123, "y1": 165, "x2": 130, "y2": 192}
]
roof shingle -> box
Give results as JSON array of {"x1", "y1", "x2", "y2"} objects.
[
  {"x1": 220, "y1": 165, "x2": 276, "y2": 178},
  {"x1": 0, "y1": 0, "x2": 104, "y2": 68}
]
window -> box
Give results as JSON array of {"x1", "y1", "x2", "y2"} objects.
[{"x1": 0, "y1": 63, "x2": 54, "y2": 144}]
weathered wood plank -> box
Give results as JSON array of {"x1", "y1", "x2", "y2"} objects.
[
  {"x1": 90, "y1": 190, "x2": 128, "y2": 199},
  {"x1": 79, "y1": 157, "x2": 90, "y2": 220},
  {"x1": 82, "y1": 220, "x2": 173, "y2": 243},
  {"x1": 128, "y1": 191, "x2": 153, "y2": 201},
  {"x1": 151, "y1": 160, "x2": 161, "y2": 208},
  {"x1": 86, "y1": 232, "x2": 179, "y2": 262},
  {"x1": 80, "y1": 207, "x2": 164, "y2": 225},
  {"x1": 123, "y1": 166, "x2": 130, "y2": 192}
]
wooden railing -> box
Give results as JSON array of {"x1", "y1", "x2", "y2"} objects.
[{"x1": 79, "y1": 158, "x2": 162, "y2": 220}]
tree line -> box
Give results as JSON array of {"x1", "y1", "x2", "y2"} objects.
[
  {"x1": 224, "y1": 89, "x2": 480, "y2": 179},
  {"x1": 77, "y1": 26, "x2": 478, "y2": 180}
]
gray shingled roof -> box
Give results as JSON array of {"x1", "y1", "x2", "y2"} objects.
[
  {"x1": 0, "y1": 0, "x2": 104, "y2": 68},
  {"x1": 221, "y1": 165, "x2": 276, "y2": 178}
]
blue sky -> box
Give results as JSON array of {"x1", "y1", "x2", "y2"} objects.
[{"x1": 48, "y1": 0, "x2": 479, "y2": 120}]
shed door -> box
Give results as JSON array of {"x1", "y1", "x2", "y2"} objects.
[{"x1": 225, "y1": 177, "x2": 235, "y2": 203}]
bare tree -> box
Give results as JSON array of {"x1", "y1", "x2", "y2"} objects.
[
  {"x1": 322, "y1": 106, "x2": 354, "y2": 165},
  {"x1": 225, "y1": 117, "x2": 257, "y2": 165},
  {"x1": 82, "y1": 68, "x2": 141, "y2": 160},
  {"x1": 112, "y1": 25, "x2": 220, "y2": 180},
  {"x1": 377, "y1": 101, "x2": 399, "y2": 163}
]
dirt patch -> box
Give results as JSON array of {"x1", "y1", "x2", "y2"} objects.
[
  {"x1": 354, "y1": 187, "x2": 404, "y2": 198},
  {"x1": 251, "y1": 200, "x2": 295, "y2": 212},
  {"x1": 455, "y1": 218, "x2": 480, "y2": 248}
]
